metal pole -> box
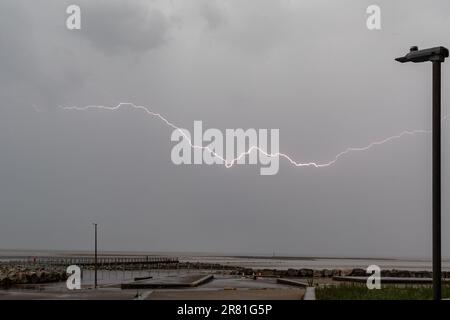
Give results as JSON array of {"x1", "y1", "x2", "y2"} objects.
[
  {"x1": 94, "y1": 223, "x2": 98, "y2": 289},
  {"x1": 396, "y1": 46, "x2": 448, "y2": 300},
  {"x1": 432, "y1": 61, "x2": 441, "y2": 300}
]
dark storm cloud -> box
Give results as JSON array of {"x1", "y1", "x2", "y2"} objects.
[
  {"x1": 199, "y1": 0, "x2": 227, "y2": 30},
  {"x1": 0, "y1": 1, "x2": 38, "y2": 106},
  {"x1": 79, "y1": 0, "x2": 170, "y2": 54},
  {"x1": 0, "y1": 1, "x2": 90, "y2": 108},
  {"x1": 203, "y1": 0, "x2": 294, "y2": 53}
]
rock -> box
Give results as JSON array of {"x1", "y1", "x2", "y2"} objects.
[
  {"x1": 341, "y1": 269, "x2": 353, "y2": 276},
  {"x1": 322, "y1": 269, "x2": 333, "y2": 277},
  {"x1": 271, "y1": 269, "x2": 283, "y2": 277},
  {"x1": 381, "y1": 270, "x2": 391, "y2": 277},
  {"x1": 7, "y1": 271, "x2": 17, "y2": 280},
  {"x1": 286, "y1": 269, "x2": 298, "y2": 277},
  {"x1": 37, "y1": 271, "x2": 48, "y2": 283},
  {"x1": 331, "y1": 269, "x2": 341, "y2": 277},
  {"x1": 0, "y1": 276, "x2": 12, "y2": 288},
  {"x1": 298, "y1": 268, "x2": 313, "y2": 277},
  {"x1": 397, "y1": 270, "x2": 411, "y2": 278},
  {"x1": 27, "y1": 272, "x2": 39, "y2": 284},
  {"x1": 259, "y1": 269, "x2": 275, "y2": 277},
  {"x1": 350, "y1": 268, "x2": 366, "y2": 277},
  {"x1": 313, "y1": 269, "x2": 322, "y2": 278},
  {"x1": 243, "y1": 268, "x2": 253, "y2": 275},
  {"x1": 16, "y1": 272, "x2": 27, "y2": 284},
  {"x1": 387, "y1": 269, "x2": 411, "y2": 278}
]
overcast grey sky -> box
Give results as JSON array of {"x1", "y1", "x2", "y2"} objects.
[{"x1": 1, "y1": 0, "x2": 450, "y2": 258}]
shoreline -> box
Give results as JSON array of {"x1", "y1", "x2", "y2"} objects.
[
  {"x1": 1, "y1": 248, "x2": 446, "y2": 262},
  {"x1": 2, "y1": 250, "x2": 450, "y2": 272}
]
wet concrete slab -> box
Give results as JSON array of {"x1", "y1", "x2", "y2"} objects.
[
  {"x1": 0, "y1": 273, "x2": 303, "y2": 299},
  {"x1": 145, "y1": 288, "x2": 304, "y2": 300},
  {"x1": 276, "y1": 278, "x2": 308, "y2": 287},
  {"x1": 0, "y1": 288, "x2": 139, "y2": 300}
]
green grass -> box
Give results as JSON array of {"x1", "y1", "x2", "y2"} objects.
[{"x1": 316, "y1": 283, "x2": 450, "y2": 300}]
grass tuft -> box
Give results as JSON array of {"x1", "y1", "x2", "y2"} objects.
[{"x1": 316, "y1": 283, "x2": 450, "y2": 300}]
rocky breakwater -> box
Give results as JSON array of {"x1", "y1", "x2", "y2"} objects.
[
  {"x1": 0, "y1": 264, "x2": 68, "y2": 288},
  {"x1": 226, "y1": 267, "x2": 450, "y2": 279},
  {"x1": 116, "y1": 262, "x2": 450, "y2": 280}
]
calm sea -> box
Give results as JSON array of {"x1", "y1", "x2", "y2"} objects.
[{"x1": 1, "y1": 249, "x2": 449, "y2": 271}]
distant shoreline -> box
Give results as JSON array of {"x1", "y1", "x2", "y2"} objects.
[
  {"x1": 0, "y1": 248, "x2": 441, "y2": 262},
  {"x1": 228, "y1": 256, "x2": 401, "y2": 261}
]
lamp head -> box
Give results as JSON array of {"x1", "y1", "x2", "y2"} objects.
[{"x1": 395, "y1": 46, "x2": 449, "y2": 63}]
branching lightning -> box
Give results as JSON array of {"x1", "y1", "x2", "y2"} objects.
[{"x1": 59, "y1": 102, "x2": 444, "y2": 169}]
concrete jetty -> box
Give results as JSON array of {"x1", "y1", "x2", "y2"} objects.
[{"x1": 121, "y1": 274, "x2": 214, "y2": 289}]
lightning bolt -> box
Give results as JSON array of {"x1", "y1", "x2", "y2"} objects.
[{"x1": 59, "y1": 102, "x2": 443, "y2": 169}]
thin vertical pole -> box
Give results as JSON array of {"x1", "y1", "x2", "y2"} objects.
[
  {"x1": 94, "y1": 223, "x2": 98, "y2": 289},
  {"x1": 432, "y1": 61, "x2": 441, "y2": 300}
]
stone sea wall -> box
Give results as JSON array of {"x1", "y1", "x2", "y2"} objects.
[
  {"x1": 229, "y1": 267, "x2": 450, "y2": 279},
  {"x1": 0, "y1": 264, "x2": 67, "y2": 287},
  {"x1": 87, "y1": 261, "x2": 450, "y2": 279}
]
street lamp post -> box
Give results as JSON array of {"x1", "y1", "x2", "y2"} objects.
[
  {"x1": 93, "y1": 223, "x2": 98, "y2": 289},
  {"x1": 396, "y1": 46, "x2": 449, "y2": 300}
]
